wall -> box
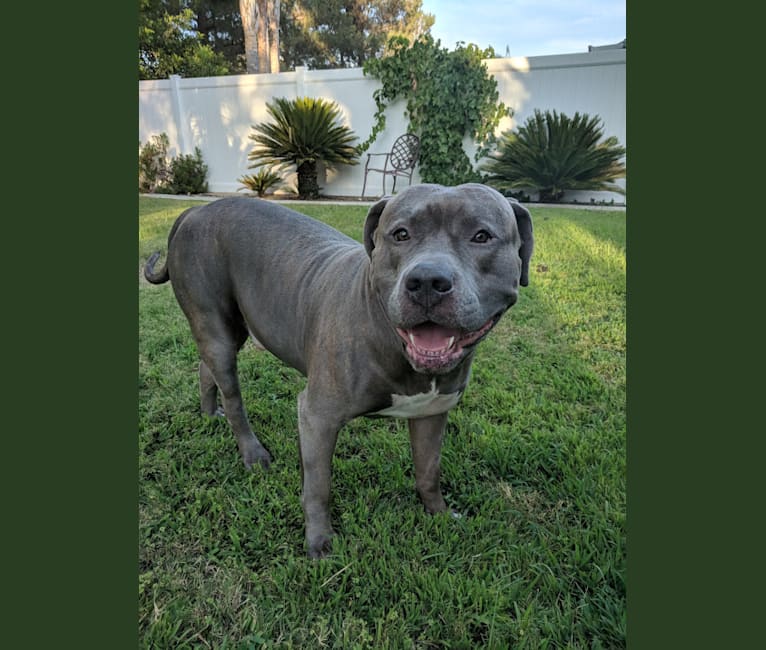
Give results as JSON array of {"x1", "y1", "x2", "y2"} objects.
[{"x1": 139, "y1": 49, "x2": 626, "y2": 203}]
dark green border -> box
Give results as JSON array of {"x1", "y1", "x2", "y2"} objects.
[
  {"x1": 4, "y1": 5, "x2": 138, "y2": 647},
  {"x1": 627, "y1": 8, "x2": 760, "y2": 648},
  {"x1": 626, "y1": 15, "x2": 690, "y2": 649},
  {"x1": 9, "y1": 3, "x2": 754, "y2": 647}
]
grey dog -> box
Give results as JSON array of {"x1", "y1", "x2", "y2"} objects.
[{"x1": 144, "y1": 182, "x2": 533, "y2": 558}]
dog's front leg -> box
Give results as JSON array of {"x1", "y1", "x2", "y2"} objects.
[
  {"x1": 408, "y1": 413, "x2": 449, "y2": 514},
  {"x1": 297, "y1": 388, "x2": 343, "y2": 559}
]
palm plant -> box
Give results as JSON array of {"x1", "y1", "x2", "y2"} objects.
[
  {"x1": 246, "y1": 97, "x2": 360, "y2": 199},
  {"x1": 482, "y1": 109, "x2": 626, "y2": 203},
  {"x1": 237, "y1": 166, "x2": 284, "y2": 197}
]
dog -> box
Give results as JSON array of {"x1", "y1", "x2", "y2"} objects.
[{"x1": 144, "y1": 183, "x2": 533, "y2": 557}]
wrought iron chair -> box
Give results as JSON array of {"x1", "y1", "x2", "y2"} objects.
[{"x1": 361, "y1": 134, "x2": 420, "y2": 198}]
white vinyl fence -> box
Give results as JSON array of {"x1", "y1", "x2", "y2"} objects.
[{"x1": 139, "y1": 49, "x2": 625, "y2": 203}]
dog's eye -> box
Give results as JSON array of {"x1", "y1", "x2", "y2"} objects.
[
  {"x1": 471, "y1": 230, "x2": 492, "y2": 243},
  {"x1": 392, "y1": 228, "x2": 410, "y2": 242}
]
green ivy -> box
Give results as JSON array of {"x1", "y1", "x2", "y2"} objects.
[{"x1": 361, "y1": 35, "x2": 511, "y2": 186}]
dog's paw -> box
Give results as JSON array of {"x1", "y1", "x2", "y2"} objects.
[
  {"x1": 239, "y1": 437, "x2": 273, "y2": 470},
  {"x1": 306, "y1": 533, "x2": 334, "y2": 559},
  {"x1": 421, "y1": 496, "x2": 449, "y2": 515}
]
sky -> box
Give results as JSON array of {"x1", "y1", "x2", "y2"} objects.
[{"x1": 419, "y1": 0, "x2": 626, "y2": 58}]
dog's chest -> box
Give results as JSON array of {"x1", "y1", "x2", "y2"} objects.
[{"x1": 372, "y1": 379, "x2": 462, "y2": 419}]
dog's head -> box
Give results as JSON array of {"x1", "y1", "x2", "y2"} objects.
[{"x1": 364, "y1": 183, "x2": 533, "y2": 374}]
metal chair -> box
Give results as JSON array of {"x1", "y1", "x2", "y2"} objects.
[{"x1": 361, "y1": 134, "x2": 420, "y2": 198}]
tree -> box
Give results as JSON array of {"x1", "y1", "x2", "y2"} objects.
[
  {"x1": 140, "y1": 0, "x2": 432, "y2": 77},
  {"x1": 191, "y1": 0, "x2": 246, "y2": 72},
  {"x1": 246, "y1": 97, "x2": 360, "y2": 198},
  {"x1": 280, "y1": 0, "x2": 434, "y2": 70},
  {"x1": 240, "y1": 0, "x2": 280, "y2": 73},
  {"x1": 481, "y1": 109, "x2": 627, "y2": 202},
  {"x1": 139, "y1": 0, "x2": 231, "y2": 79}
]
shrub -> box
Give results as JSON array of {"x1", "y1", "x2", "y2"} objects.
[
  {"x1": 164, "y1": 147, "x2": 209, "y2": 194},
  {"x1": 246, "y1": 97, "x2": 359, "y2": 199},
  {"x1": 138, "y1": 133, "x2": 170, "y2": 193},
  {"x1": 362, "y1": 35, "x2": 511, "y2": 186},
  {"x1": 502, "y1": 189, "x2": 532, "y2": 203},
  {"x1": 138, "y1": 135, "x2": 210, "y2": 195},
  {"x1": 482, "y1": 109, "x2": 626, "y2": 203},
  {"x1": 237, "y1": 167, "x2": 284, "y2": 197}
]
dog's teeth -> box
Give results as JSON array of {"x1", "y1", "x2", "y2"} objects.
[
  {"x1": 409, "y1": 333, "x2": 415, "y2": 345},
  {"x1": 448, "y1": 336, "x2": 455, "y2": 349}
]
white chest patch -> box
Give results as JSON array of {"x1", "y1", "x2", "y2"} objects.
[{"x1": 373, "y1": 379, "x2": 462, "y2": 419}]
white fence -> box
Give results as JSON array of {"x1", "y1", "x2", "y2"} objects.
[{"x1": 139, "y1": 49, "x2": 626, "y2": 203}]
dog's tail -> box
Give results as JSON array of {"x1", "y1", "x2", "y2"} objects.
[
  {"x1": 142, "y1": 206, "x2": 196, "y2": 285},
  {"x1": 144, "y1": 251, "x2": 169, "y2": 284}
]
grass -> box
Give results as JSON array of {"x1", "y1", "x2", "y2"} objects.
[{"x1": 139, "y1": 195, "x2": 626, "y2": 648}]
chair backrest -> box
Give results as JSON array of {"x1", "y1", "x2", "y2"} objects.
[{"x1": 389, "y1": 134, "x2": 420, "y2": 171}]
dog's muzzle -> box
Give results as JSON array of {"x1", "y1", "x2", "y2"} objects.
[
  {"x1": 403, "y1": 261, "x2": 454, "y2": 309},
  {"x1": 395, "y1": 315, "x2": 501, "y2": 373},
  {"x1": 391, "y1": 258, "x2": 507, "y2": 373}
]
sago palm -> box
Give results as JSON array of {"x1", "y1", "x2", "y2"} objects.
[
  {"x1": 247, "y1": 97, "x2": 360, "y2": 199},
  {"x1": 482, "y1": 109, "x2": 626, "y2": 202},
  {"x1": 237, "y1": 166, "x2": 283, "y2": 197}
]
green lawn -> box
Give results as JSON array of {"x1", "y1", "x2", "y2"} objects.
[{"x1": 138, "y1": 195, "x2": 626, "y2": 648}]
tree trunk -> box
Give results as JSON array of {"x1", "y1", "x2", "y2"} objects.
[
  {"x1": 256, "y1": 0, "x2": 269, "y2": 73},
  {"x1": 297, "y1": 161, "x2": 319, "y2": 199},
  {"x1": 240, "y1": 0, "x2": 261, "y2": 73},
  {"x1": 267, "y1": 1, "x2": 280, "y2": 73},
  {"x1": 241, "y1": 1, "x2": 280, "y2": 73}
]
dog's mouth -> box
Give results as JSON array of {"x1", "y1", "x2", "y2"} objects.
[{"x1": 395, "y1": 315, "x2": 500, "y2": 372}]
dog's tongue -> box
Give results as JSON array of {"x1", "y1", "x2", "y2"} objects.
[{"x1": 408, "y1": 322, "x2": 460, "y2": 351}]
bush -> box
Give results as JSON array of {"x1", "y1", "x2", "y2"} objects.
[
  {"x1": 237, "y1": 167, "x2": 284, "y2": 197},
  {"x1": 502, "y1": 189, "x2": 531, "y2": 203},
  {"x1": 482, "y1": 109, "x2": 626, "y2": 203},
  {"x1": 164, "y1": 147, "x2": 208, "y2": 194},
  {"x1": 139, "y1": 135, "x2": 209, "y2": 195},
  {"x1": 138, "y1": 133, "x2": 170, "y2": 193}
]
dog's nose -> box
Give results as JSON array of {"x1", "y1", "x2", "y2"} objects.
[{"x1": 404, "y1": 262, "x2": 454, "y2": 306}]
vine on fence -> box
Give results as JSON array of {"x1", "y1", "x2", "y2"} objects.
[{"x1": 361, "y1": 35, "x2": 511, "y2": 186}]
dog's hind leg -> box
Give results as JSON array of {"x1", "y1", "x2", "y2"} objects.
[
  {"x1": 191, "y1": 316, "x2": 273, "y2": 470},
  {"x1": 199, "y1": 360, "x2": 223, "y2": 417}
]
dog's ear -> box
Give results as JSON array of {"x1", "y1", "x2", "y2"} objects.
[
  {"x1": 508, "y1": 199, "x2": 534, "y2": 286},
  {"x1": 363, "y1": 196, "x2": 391, "y2": 257}
]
